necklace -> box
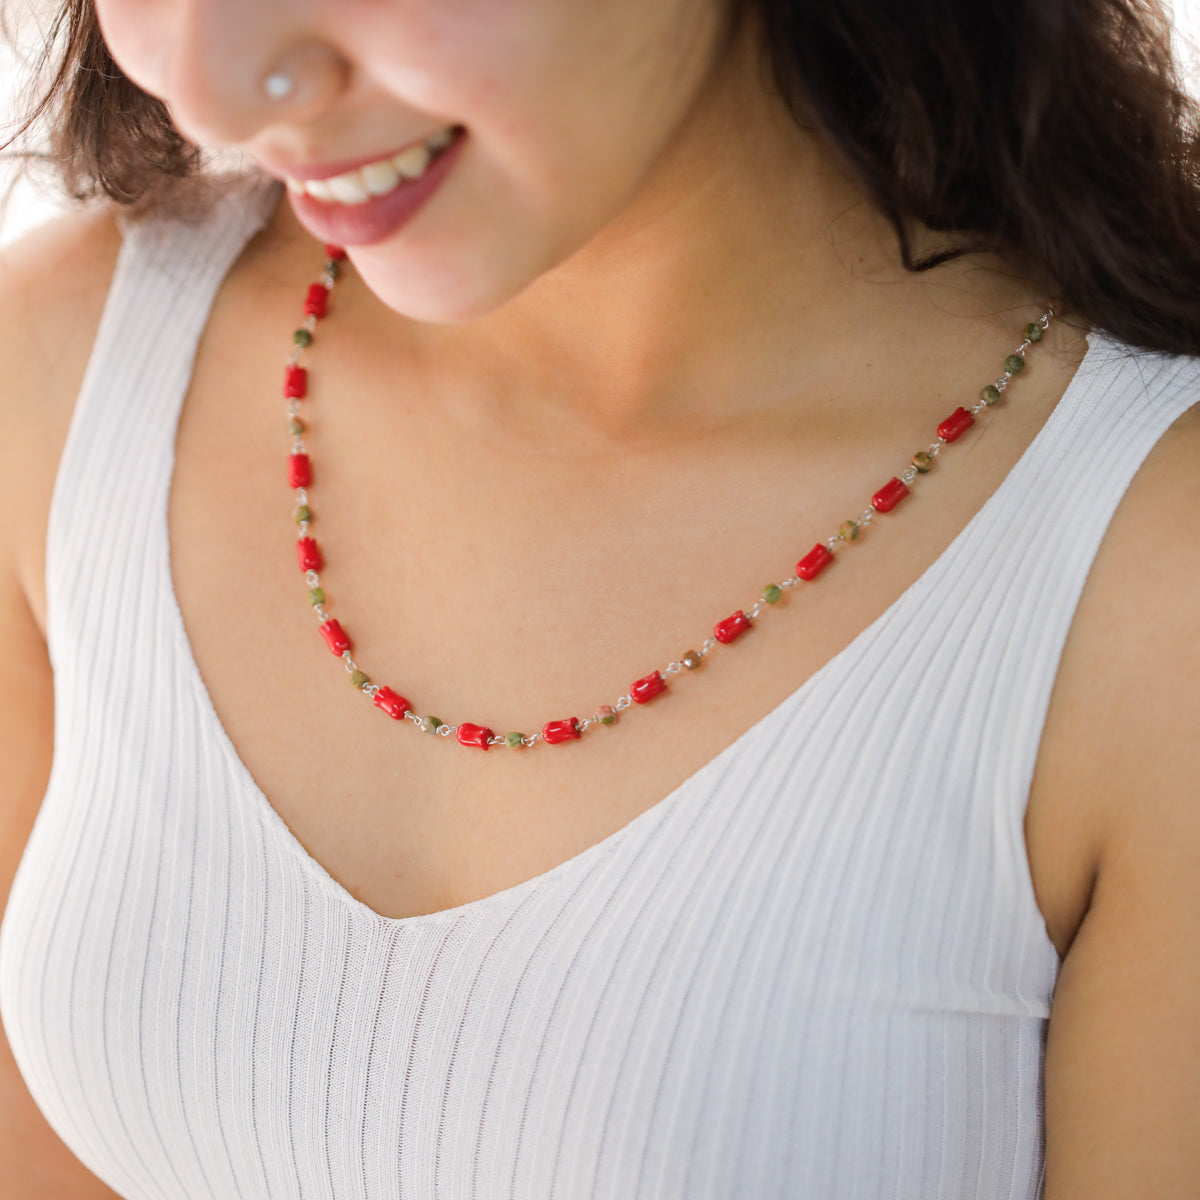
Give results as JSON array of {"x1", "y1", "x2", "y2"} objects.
[{"x1": 282, "y1": 243, "x2": 1054, "y2": 751}]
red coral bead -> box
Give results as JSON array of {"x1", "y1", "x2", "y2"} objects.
[
  {"x1": 374, "y1": 686, "x2": 410, "y2": 720},
  {"x1": 304, "y1": 283, "x2": 328, "y2": 318},
  {"x1": 319, "y1": 619, "x2": 351, "y2": 655},
  {"x1": 543, "y1": 718, "x2": 581, "y2": 744},
  {"x1": 297, "y1": 537, "x2": 321, "y2": 571},
  {"x1": 457, "y1": 722, "x2": 493, "y2": 750},
  {"x1": 324, "y1": 244, "x2": 348, "y2": 261},
  {"x1": 871, "y1": 477, "x2": 909, "y2": 513},
  {"x1": 714, "y1": 610, "x2": 752, "y2": 644},
  {"x1": 289, "y1": 453, "x2": 311, "y2": 488},
  {"x1": 630, "y1": 671, "x2": 666, "y2": 704},
  {"x1": 796, "y1": 543, "x2": 833, "y2": 581},
  {"x1": 284, "y1": 364, "x2": 308, "y2": 399},
  {"x1": 937, "y1": 406, "x2": 975, "y2": 443}
]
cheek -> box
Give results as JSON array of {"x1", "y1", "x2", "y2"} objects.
[
  {"x1": 351, "y1": 1, "x2": 538, "y2": 136},
  {"x1": 92, "y1": 0, "x2": 171, "y2": 96},
  {"x1": 344, "y1": 2, "x2": 726, "y2": 320}
]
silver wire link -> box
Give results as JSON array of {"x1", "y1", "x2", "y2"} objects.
[
  {"x1": 305, "y1": 569, "x2": 320, "y2": 588},
  {"x1": 614, "y1": 695, "x2": 632, "y2": 711}
]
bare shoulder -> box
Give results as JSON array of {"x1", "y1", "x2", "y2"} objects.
[
  {"x1": 0, "y1": 203, "x2": 123, "y2": 626},
  {"x1": 1069, "y1": 385, "x2": 1200, "y2": 841},
  {"x1": 1027, "y1": 370, "x2": 1200, "y2": 1195},
  {"x1": 1, "y1": 200, "x2": 123, "y2": 389}
]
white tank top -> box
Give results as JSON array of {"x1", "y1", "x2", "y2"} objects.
[{"x1": 3, "y1": 173, "x2": 1197, "y2": 1200}]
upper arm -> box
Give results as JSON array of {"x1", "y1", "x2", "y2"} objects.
[
  {"x1": 0, "y1": 206, "x2": 124, "y2": 1198},
  {"x1": 1040, "y1": 398, "x2": 1200, "y2": 1198}
]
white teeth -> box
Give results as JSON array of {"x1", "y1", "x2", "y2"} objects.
[
  {"x1": 361, "y1": 158, "x2": 400, "y2": 196},
  {"x1": 288, "y1": 126, "x2": 458, "y2": 206},
  {"x1": 304, "y1": 177, "x2": 337, "y2": 202},
  {"x1": 327, "y1": 172, "x2": 370, "y2": 204},
  {"x1": 393, "y1": 142, "x2": 431, "y2": 180}
]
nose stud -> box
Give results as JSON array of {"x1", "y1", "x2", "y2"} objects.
[{"x1": 263, "y1": 71, "x2": 295, "y2": 100}]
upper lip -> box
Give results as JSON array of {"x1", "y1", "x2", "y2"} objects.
[{"x1": 255, "y1": 129, "x2": 453, "y2": 183}]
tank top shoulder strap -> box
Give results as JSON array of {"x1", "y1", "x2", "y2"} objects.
[
  {"x1": 45, "y1": 171, "x2": 282, "y2": 663},
  {"x1": 951, "y1": 331, "x2": 1199, "y2": 872}
]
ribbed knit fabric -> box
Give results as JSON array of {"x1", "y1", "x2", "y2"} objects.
[{"x1": 2, "y1": 173, "x2": 1197, "y2": 1200}]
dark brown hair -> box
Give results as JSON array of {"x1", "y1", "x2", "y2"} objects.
[{"x1": 5, "y1": 0, "x2": 1200, "y2": 354}]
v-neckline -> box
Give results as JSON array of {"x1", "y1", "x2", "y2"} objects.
[{"x1": 153, "y1": 177, "x2": 1110, "y2": 929}]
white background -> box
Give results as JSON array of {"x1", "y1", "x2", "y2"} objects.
[{"x1": 2, "y1": 1, "x2": 1200, "y2": 246}]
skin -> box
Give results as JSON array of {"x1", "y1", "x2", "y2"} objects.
[{"x1": 1, "y1": 0, "x2": 1197, "y2": 1194}]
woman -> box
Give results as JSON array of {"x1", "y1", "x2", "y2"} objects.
[{"x1": 0, "y1": 0, "x2": 1197, "y2": 1195}]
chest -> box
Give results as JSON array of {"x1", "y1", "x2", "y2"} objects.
[
  {"x1": 4, "y1": 676, "x2": 1058, "y2": 1198},
  {"x1": 149, "y1": 293, "x2": 1095, "y2": 955}
]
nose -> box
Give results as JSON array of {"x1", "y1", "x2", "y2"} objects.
[{"x1": 156, "y1": 0, "x2": 349, "y2": 146}]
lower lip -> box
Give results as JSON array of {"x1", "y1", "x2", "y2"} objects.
[{"x1": 286, "y1": 131, "x2": 467, "y2": 248}]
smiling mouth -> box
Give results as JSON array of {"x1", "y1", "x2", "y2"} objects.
[{"x1": 284, "y1": 126, "x2": 466, "y2": 205}]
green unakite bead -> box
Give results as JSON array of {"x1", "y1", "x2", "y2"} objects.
[
  {"x1": 1024, "y1": 321, "x2": 1044, "y2": 342},
  {"x1": 425, "y1": 716, "x2": 443, "y2": 733},
  {"x1": 288, "y1": 417, "x2": 306, "y2": 436},
  {"x1": 505, "y1": 732, "x2": 525, "y2": 748},
  {"x1": 682, "y1": 649, "x2": 702, "y2": 670},
  {"x1": 293, "y1": 328, "x2": 313, "y2": 348},
  {"x1": 326, "y1": 260, "x2": 341, "y2": 279},
  {"x1": 293, "y1": 504, "x2": 313, "y2": 523},
  {"x1": 762, "y1": 583, "x2": 783, "y2": 605},
  {"x1": 348, "y1": 669, "x2": 369, "y2": 689},
  {"x1": 308, "y1": 587, "x2": 325, "y2": 606},
  {"x1": 1003, "y1": 353, "x2": 1025, "y2": 375},
  {"x1": 839, "y1": 519, "x2": 860, "y2": 541},
  {"x1": 912, "y1": 451, "x2": 933, "y2": 473},
  {"x1": 981, "y1": 384, "x2": 1002, "y2": 406}
]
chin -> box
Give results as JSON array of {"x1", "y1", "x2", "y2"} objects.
[{"x1": 347, "y1": 236, "x2": 556, "y2": 325}]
